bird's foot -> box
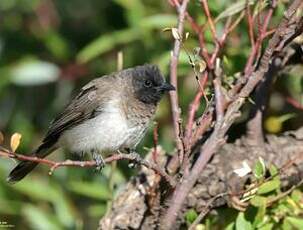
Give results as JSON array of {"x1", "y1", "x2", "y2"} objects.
[{"x1": 92, "y1": 152, "x2": 105, "y2": 172}]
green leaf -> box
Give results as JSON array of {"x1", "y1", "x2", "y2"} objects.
[
  {"x1": 13, "y1": 180, "x2": 59, "y2": 202},
  {"x1": 185, "y1": 209, "x2": 198, "y2": 224},
  {"x1": 139, "y1": 14, "x2": 177, "y2": 29},
  {"x1": 22, "y1": 204, "x2": 62, "y2": 230},
  {"x1": 68, "y1": 181, "x2": 112, "y2": 200},
  {"x1": 88, "y1": 204, "x2": 107, "y2": 217},
  {"x1": 77, "y1": 29, "x2": 141, "y2": 63},
  {"x1": 43, "y1": 30, "x2": 70, "y2": 60},
  {"x1": 291, "y1": 189, "x2": 302, "y2": 203},
  {"x1": 236, "y1": 212, "x2": 252, "y2": 230},
  {"x1": 253, "y1": 157, "x2": 266, "y2": 179},
  {"x1": 257, "y1": 180, "x2": 280, "y2": 195},
  {"x1": 269, "y1": 164, "x2": 278, "y2": 177},
  {"x1": 13, "y1": 179, "x2": 76, "y2": 227},
  {"x1": 113, "y1": 0, "x2": 145, "y2": 26},
  {"x1": 282, "y1": 218, "x2": 294, "y2": 230},
  {"x1": 258, "y1": 223, "x2": 274, "y2": 230},
  {"x1": 252, "y1": 197, "x2": 267, "y2": 227},
  {"x1": 216, "y1": 0, "x2": 255, "y2": 21},
  {"x1": 250, "y1": 196, "x2": 267, "y2": 207},
  {"x1": 285, "y1": 217, "x2": 303, "y2": 229}
]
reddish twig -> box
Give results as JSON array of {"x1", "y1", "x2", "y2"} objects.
[
  {"x1": 286, "y1": 96, "x2": 303, "y2": 110},
  {"x1": 246, "y1": 2, "x2": 255, "y2": 47},
  {"x1": 244, "y1": 0, "x2": 277, "y2": 76},
  {"x1": 200, "y1": 0, "x2": 217, "y2": 42},
  {"x1": 169, "y1": 0, "x2": 190, "y2": 166},
  {"x1": 162, "y1": 1, "x2": 303, "y2": 228},
  {"x1": 0, "y1": 148, "x2": 175, "y2": 186}
]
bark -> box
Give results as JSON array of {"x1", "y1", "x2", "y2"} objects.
[{"x1": 99, "y1": 127, "x2": 303, "y2": 229}]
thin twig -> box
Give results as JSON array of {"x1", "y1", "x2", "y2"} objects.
[
  {"x1": 162, "y1": 1, "x2": 303, "y2": 228},
  {"x1": 188, "y1": 192, "x2": 228, "y2": 230},
  {"x1": 169, "y1": 0, "x2": 190, "y2": 167},
  {"x1": 0, "y1": 148, "x2": 175, "y2": 186}
]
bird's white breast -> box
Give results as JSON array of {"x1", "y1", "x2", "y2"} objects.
[{"x1": 58, "y1": 98, "x2": 144, "y2": 155}]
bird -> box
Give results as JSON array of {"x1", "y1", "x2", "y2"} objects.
[{"x1": 7, "y1": 64, "x2": 175, "y2": 183}]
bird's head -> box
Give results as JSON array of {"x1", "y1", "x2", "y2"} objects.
[{"x1": 132, "y1": 64, "x2": 175, "y2": 104}]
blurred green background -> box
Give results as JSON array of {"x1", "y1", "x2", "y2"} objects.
[{"x1": 0, "y1": 0, "x2": 302, "y2": 229}]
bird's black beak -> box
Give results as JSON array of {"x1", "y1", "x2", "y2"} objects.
[{"x1": 158, "y1": 82, "x2": 175, "y2": 92}]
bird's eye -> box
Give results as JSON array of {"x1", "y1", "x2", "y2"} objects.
[{"x1": 144, "y1": 80, "x2": 152, "y2": 88}]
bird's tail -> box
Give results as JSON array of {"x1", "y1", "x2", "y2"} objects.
[{"x1": 7, "y1": 144, "x2": 56, "y2": 183}]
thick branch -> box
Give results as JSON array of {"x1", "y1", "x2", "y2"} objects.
[
  {"x1": 100, "y1": 127, "x2": 303, "y2": 229},
  {"x1": 162, "y1": 0, "x2": 303, "y2": 228}
]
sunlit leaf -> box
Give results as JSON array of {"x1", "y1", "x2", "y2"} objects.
[
  {"x1": 14, "y1": 180, "x2": 58, "y2": 201},
  {"x1": 22, "y1": 204, "x2": 62, "y2": 230},
  {"x1": 11, "y1": 60, "x2": 60, "y2": 86},
  {"x1": 10, "y1": 133, "x2": 22, "y2": 152},
  {"x1": 185, "y1": 32, "x2": 190, "y2": 40},
  {"x1": 77, "y1": 29, "x2": 141, "y2": 63},
  {"x1": 236, "y1": 212, "x2": 252, "y2": 230},
  {"x1": 250, "y1": 196, "x2": 267, "y2": 227},
  {"x1": 250, "y1": 196, "x2": 267, "y2": 207},
  {"x1": 216, "y1": 0, "x2": 255, "y2": 21},
  {"x1": 253, "y1": 157, "x2": 266, "y2": 179},
  {"x1": 139, "y1": 14, "x2": 177, "y2": 29},
  {"x1": 113, "y1": 0, "x2": 145, "y2": 26},
  {"x1": 269, "y1": 164, "x2": 278, "y2": 177},
  {"x1": 198, "y1": 60, "x2": 207, "y2": 73},
  {"x1": 291, "y1": 189, "x2": 302, "y2": 203},
  {"x1": 257, "y1": 180, "x2": 280, "y2": 195},
  {"x1": 285, "y1": 217, "x2": 303, "y2": 229}
]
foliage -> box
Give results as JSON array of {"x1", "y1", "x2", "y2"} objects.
[{"x1": 0, "y1": 0, "x2": 302, "y2": 229}]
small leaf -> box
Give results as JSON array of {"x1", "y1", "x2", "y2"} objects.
[
  {"x1": 185, "y1": 209, "x2": 198, "y2": 224},
  {"x1": 291, "y1": 189, "x2": 302, "y2": 203},
  {"x1": 0, "y1": 131, "x2": 4, "y2": 144},
  {"x1": 216, "y1": 0, "x2": 255, "y2": 21},
  {"x1": 253, "y1": 157, "x2": 266, "y2": 179},
  {"x1": 198, "y1": 60, "x2": 207, "y2": 73},
  {"x1": 196, "y1": 224, "x2": 204, "y2": 230},
  {"x1": 77, "y1": 29, "x2": 140, "y2": 63},
  {"x1": 10, "y1": 133, "x2": 22, "y2": 152},
  {"x1": 269, "y1": 164, "x2": 278, "y2": 177},
  {"x1": 171, "y1": 28, "x2": 181, "y2": 40},
  {"x1": 257, "y1": 180, "x2": 280, "y2": 195},
  {"x1": 185, "y1": 32, "x2": 190, "y2": 40},
  {"x1": 236, "y1": 212, "x2": 252, "y2": 230},
  {"x1": 250, "y1": 196, "x2": 267, "y2": 207},
  {"x1": 248, "y1": 97, "x2": 256, "y2": 105},
  {"x1": 11, "y1": 60, "x2": 60, "y2": 86}
]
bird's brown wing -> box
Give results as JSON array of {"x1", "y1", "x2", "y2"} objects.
[{"x1": 40, "y1": 78, "x2": 113, "y2": 149}]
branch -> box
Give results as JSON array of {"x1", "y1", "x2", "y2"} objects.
[
  {"x1": 100, "y1": 127, "x2": 303, "y2": 229},
  {"x1": 169, "y1": 0, "x2": 190, "y2": 165},
  {"x1": 162, "y1": 0, "x2": 303, "y2": 228},
  {"x1": 0, "y1": 148, "x2": 175, "y2": 187}
]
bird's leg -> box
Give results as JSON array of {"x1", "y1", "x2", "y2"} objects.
[{"x1": 91, "y1": 150, "x2": 105, "y2": 172}]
